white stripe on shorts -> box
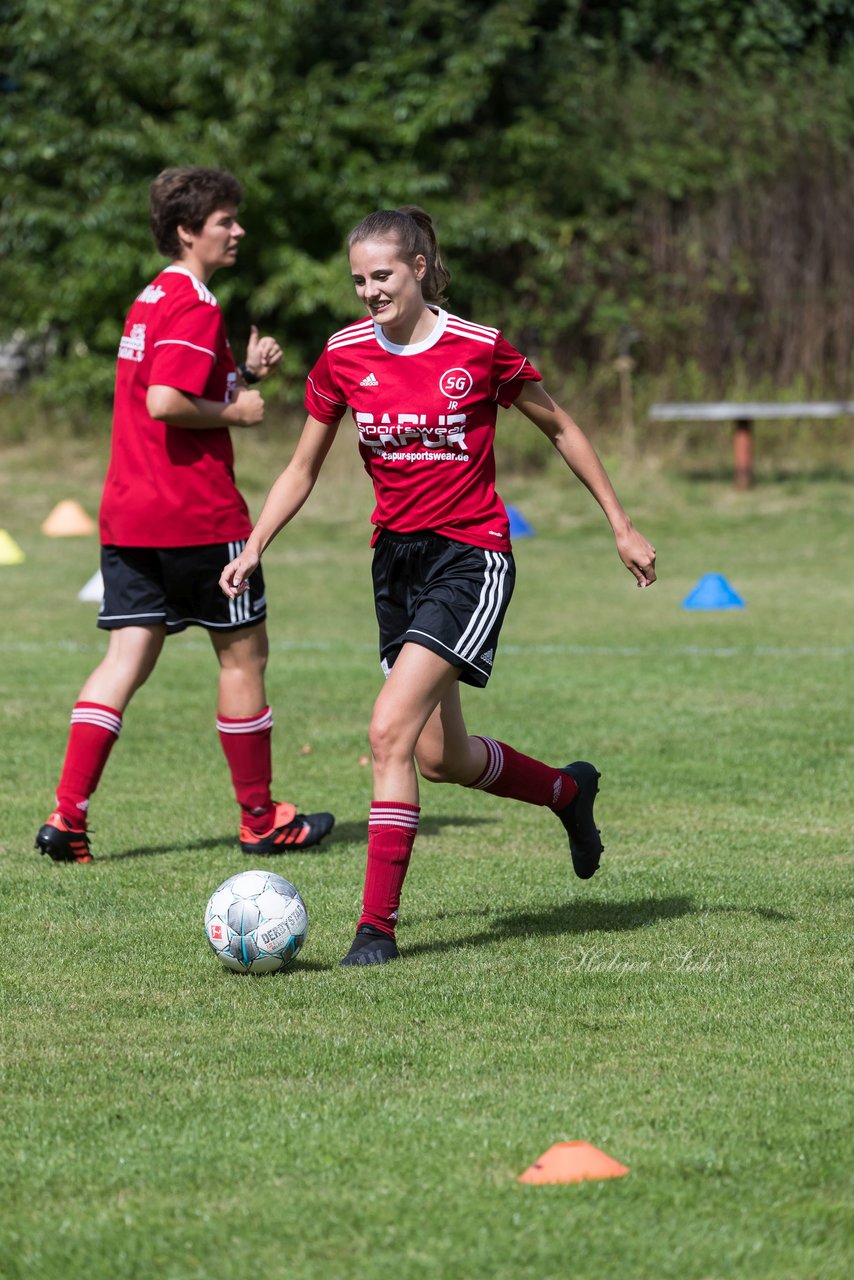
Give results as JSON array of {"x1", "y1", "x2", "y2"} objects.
[
  {"x1": 228, "y1": 540, "x2": 251, "y2": 626},
  {"x1": 455, "y1": 551, "x2": 510, "y2": 663}
]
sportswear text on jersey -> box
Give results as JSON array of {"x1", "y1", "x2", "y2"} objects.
[
  {"x1": 355, "y1": 412, "x2": 468, "y2": 456},
  {"x1": 304, "y1": 308, "x2": 543, "y2": 551},
  {"x1": 118, "y1": 324, "x2": 146, "y2": 363}
]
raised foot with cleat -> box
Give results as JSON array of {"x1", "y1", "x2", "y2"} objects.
[{"x1": 556, "y1": 761, "x2": 603, "y2": 879}]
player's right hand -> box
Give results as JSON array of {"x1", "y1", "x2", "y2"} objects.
[
  {"x1": 231, "y1": 389, "x2": 265, "y2": 427},
  {"x1": 220, "y1": 547, "x2": 260, "y2": 598}
]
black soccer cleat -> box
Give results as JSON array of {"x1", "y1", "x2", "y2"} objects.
[
  {"x1": 35, "y1": 811, "x2": 93, "y2": 863},
  {"x1": 340, "y1": 924, "x2": 400, "y2": 967},
  {"x1": 239, "y1": 801, "x2": 335, "y2": 855},
  {"x1": 556, "y1": 761, "x2": 603, "y2": 879}
]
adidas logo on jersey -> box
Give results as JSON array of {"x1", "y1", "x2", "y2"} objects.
[{"x1": 360, "y1": 372, "x2": 379, "y2": 387}]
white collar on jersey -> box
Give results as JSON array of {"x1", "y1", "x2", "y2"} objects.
[
  {"x1": 373, "y1": 306, "x2": 448, "y2": 356},
  {"x1": 162, "y1": 264, "x2": 218, "y2": 304}
]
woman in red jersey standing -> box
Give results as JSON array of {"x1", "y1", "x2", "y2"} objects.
[
  {"x1": 220, "y1": 206, "x2": 656, "y2": 964},
  {"x1": 36, "y1": 168, "x2": 333, "y2": 863}
]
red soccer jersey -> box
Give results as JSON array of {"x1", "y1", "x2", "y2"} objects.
[
  {"x1": 99, "y1": 265, "x2": 251, "y2": 547},
  {"x1": 304, "y1": 308, "x2": 542, "y2": 550}
]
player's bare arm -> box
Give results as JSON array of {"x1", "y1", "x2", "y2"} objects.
[
  {"x1": 220, "y1": 415, "x2": 340, "y2": 598},
  {"x1": 514, "y1": 381, "x2": 657, "y2": 588},
  {"x1": 146, "y1": 385, "x2": 265, "y2": 428}
]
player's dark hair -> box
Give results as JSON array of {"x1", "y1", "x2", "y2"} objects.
[
  {"x1": 347, "y1": 206, "x2": 451, "y2": 306},
  {"x1": 149, "y1": 167, "x2": 243, "y2": 259}
]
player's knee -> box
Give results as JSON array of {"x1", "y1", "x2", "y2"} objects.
[
  {"x1": 416, "y1": 753, "x2": 443, "y2": 784},
  {"x1": 367, "y1": 714, "x2": 397, "y2": 766},
  {"x1": 241, "y1": 652, "x2": 267, "y2": 682},
  {"x1": 251, "y1": 631, "x2": 269, "y2": 674},
  {"x1": 368, "y1": 711, "x2": 415, "y2": 767},
  {"x1": 416, "y1": 749, "x2": 463, "y2": 786},
  {"x1": 418, "y1": 761, "x2": 455, "y2": 785},
  {"x1": 101, "y1": 646, "x2": 158, "y2": 691}
]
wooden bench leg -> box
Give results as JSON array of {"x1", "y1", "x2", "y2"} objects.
[{"x1": 733, "y1": 418, "x2": 754, "y2": 489}]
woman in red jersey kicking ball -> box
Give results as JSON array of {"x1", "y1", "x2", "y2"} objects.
[
  {"x1": 220, "y1": 206, "x2": 656, "y2": 965},
  {"x1": 35, "y1": 168, "x2": 334, "y2": 863}
]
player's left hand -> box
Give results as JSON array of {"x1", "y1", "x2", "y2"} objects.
[
  {"x1": 245, "y1": 325, "x2": 283, "y2": 381},
  {"x1": 220, "y1": 545, "x2": 260, "y2": 598},
  {"x1": 616, "y1": 526, "x2": 657, "y2": 588}
]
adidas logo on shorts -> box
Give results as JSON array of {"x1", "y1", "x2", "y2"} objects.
[
  {"x1": 480, "y1": 648, "x2": 494, "y2": 666},
  {"x1": 360, "y1": 372, "x2": 379, "y2": 387}
]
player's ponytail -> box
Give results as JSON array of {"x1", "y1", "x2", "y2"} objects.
[
  {"x1": 347, "y1": 207, "x2": 451, "y2": 307},
  {"x1": 396, "y1": 206, "x2": 451, "y2": 306}
]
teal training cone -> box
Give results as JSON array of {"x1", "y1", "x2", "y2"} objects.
[
  {"x1": 682, "y1": 574, "x2": 745, "y2": 610},
  {"x1": 507, "y1": 505, "x2": 535, "y2": 537}
]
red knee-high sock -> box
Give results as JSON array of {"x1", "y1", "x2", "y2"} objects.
[
  {"x1": 359, "y1": 801, "x2": 421, "y2": 938},
  {"x1": 55, "y1": 702, "x2": 123, "y2": 828},
  {"x1": 217, "y1": 706, "x2": 274, "y2": 828},
  {"x1": 466, "y1": 736, "x2": 577, "y2": 809}
]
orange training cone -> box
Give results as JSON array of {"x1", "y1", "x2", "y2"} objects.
[
  {"x1": 517, "y1": 1142, "x2": 630, "y2": 1185},
  {"x1": 41, "y1": 500, "x2": 97, "y2": 537}
]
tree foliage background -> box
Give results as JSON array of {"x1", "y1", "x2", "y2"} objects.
[{"x1": 3, "y1": 0, "x2": 854, "y2": 409}]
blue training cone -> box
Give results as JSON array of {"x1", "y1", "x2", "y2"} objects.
[
  {"x1": 507, "y1": 505, "x2": 535, "y2": 537},
  {"x1": 682, "y1": 573, "x2": 745, "y2": 610}
]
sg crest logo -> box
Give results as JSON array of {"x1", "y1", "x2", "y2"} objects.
[{"x1": 439, "y1": 367, "x2": 473, "y2": 398}]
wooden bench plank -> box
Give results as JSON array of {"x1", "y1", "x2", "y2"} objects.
[
  {"x1": 649, "y1": 402, "x2": 854, "y2": 421},
  {"x1": 648, "y1": 402, "x2": 854, "y2": 487}
]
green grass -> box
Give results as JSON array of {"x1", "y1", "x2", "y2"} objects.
[{"x1": 0, "y1": 433, "x2": 851, "y2": 1280}]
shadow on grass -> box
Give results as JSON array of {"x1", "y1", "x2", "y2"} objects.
[
  {"x1": 404, "y1": 895, "x2": 792, "y2": 957},
  {"x1": 404, "y1": 895, "x2": 697, "y2": 956},
  {"x1": 105, "y1": 836, "x2": 235, "y2": 861},
  {"x1": 103, "y1": 815, "x2": 493, "y2": 861},
  {"x1": 306, "y1": 815, "x2": 494, "y2": 845}
]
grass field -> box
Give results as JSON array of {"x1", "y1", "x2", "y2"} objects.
[{"x1": 1, "y1": 428, "x2": 851, "y2": 1280}]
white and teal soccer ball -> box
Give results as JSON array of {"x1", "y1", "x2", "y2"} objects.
[{"x1": 204, "y1": 870, "x2": 308, "y2": 974}]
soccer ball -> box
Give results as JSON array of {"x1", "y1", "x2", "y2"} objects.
[{"x1": 204, "y1": 869, "x2": 308, "y2": 974}]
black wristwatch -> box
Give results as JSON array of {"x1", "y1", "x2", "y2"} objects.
[{"x1": 238, "y1": 362, "x2": 261, "y2": 385}]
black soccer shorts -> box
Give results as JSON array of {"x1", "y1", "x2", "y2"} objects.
[
  {"x1": 372, "y1": 530, "x2": 516, "y2": 687},
  {"x1": 97, "y1": 541, "x2": 267, "y2": 635}
]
